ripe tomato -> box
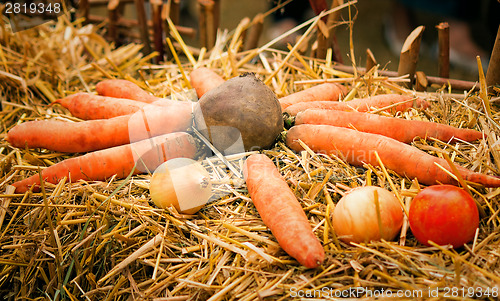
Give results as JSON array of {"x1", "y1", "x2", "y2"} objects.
[{"x1": 408, "y1": 185, "x2": 479, "y2": 248}]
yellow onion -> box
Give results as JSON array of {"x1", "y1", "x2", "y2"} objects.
[
  {"x1": 332, "y1": 186, "x2": 404, "y2": 244},
  {"x1": 150, "y1": 158, "x2": 212, "y2": 214}
]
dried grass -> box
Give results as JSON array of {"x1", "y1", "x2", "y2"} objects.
[{"x1": 1, "y1": 5, "x2": 500, "y2": 301}]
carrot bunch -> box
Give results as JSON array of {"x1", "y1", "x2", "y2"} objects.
[{"x1": 7, "y1": 70, "x2": 225, "y2": 193}]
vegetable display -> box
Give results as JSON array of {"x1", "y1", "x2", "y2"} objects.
[
  {"x1": 286, "y1": 124, "x2": 500, "y2": 187},
  {"x1": 408, "y1": 185, "x2": 480, "y2": 248},
  {"x1": 243, "y1": 154, "x2": 325, "y2": 268},
  {"x1": 332, "y1": 186, "x2": 404, "y2": 244},
  {"x1": 295, "y1": 109, "x2": 484, "y2": 143}
]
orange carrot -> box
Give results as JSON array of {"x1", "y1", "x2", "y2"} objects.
[
  {"x1": 55, "y1": 92, "x2": 147, "y2": 119},
  {"x1": 295, "y1": 109, "x2": 484, "y2": 143},
  {"x1": 12, "y1": 132, "x2": 197, "y2": 193},
  {"x1": 285, "y1": 94, "x2": 430, "y2": 116},
  {"x1": 243, "y1": 154, "x2": 325, "y2": 268},
  {"x1": 54, "y1": 92, "x2": 190, "y2": 120},
  {"x1": 279, "y1": 83, "x2": 347, "y2": 110},
  {"x1": 6, "y1": 105, "x2": 193, "y2": 153},
  {"x1": 286, "y1": 124, "x2": 500, "y2": 187},
  {"x1": 189, "y1": 67, "x2": 225, "y2": 99},
  {"x1": 96, "y1": 79, "x2": 159, "y2": 103}
]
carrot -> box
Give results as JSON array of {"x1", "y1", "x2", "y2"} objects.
[
  {"x1": 295, "y1": 109, "x2": 484, "y2": 143},
  {"x1": 6, "y1": 105, "x2": 193, "y2": 153},
  {"x1": 243, "y1": 154, "x2": 325, "y2": 268},
  {"x1": 12, "y1": 132, "x2": 197, "y2": 193},
  {"x1": 54, "y1": 92, "x2": 190, "y2": 120},
  {"x1": 286, "y1": 124, "x2": 500, "y2": 187},
  {"x1": 285, "y1": 94, "x2": 430, "y2": 116},
  {"x1": 279, "y1": 83, "x2": 347, "y2": 110},
  {"x1": 96, "y1": 79, "x2": 159, "y2": 103},
  {"x1": 55, "y1": 92, "x2": 147, "y2": 119},
  {"x1": 189, "y1": 67, "x2": 225, "y2": 99}
]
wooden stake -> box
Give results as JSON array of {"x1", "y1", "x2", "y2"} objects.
[
  {"x1": 397, "y1": 25, "x2": 425, "y2": 88},
  {"x1": 436, "y1": 22, "x2": 450, "y2": 78},
  {"x1": 366, "y1": 48, "x2": 377, "y2": 71},
  {"x1": 244, "y1": 13, "x2": 264, "y2": 51},
  {"x1": 169, "y1": 0, "x2": 181, "y2": 25},
  {"x1": 79, "y1": 0, "x2": 90, "y2": 24},
  {"x1": 198, "y1": 0, "x2": 217, "y2": 49},
  {"x1": 134, "y1": 0, "x2": 152, "y2": 55},
  {"x1": 333, "y1": 63, "x2": 478, "y2": 91},
  {"x1": 151, "y1": 0, "x2": 164, "y2": 63},
  {"x1": 315, "y1": 0, "x2": 343, "y2": 61},
  {"x1": 198, "y1": 0, "x2": 208, "y2": 48},
  {"x1": 415, "y1": 71, "x2": 428, "y2": 91},
  {"x1": 486, "y1": 25, "x2": 500, "y2": 88},
  {"x1": 107, "y1": 0, "x2": 120, "y2": 45},
  {"x1": 308, "y1": 0, "x2": 328, "y2": 15},
  {"x1": 161, "y1": 4, "x2": 172, "y2": 59}
]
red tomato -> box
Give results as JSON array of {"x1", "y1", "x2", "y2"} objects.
[{"x1": 408, "y1": 185, "x2": 479, "y2": 248}]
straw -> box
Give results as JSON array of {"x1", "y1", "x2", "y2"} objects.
[{"x1": 1, "y1": 6, "x2": 499, "y2": 300}]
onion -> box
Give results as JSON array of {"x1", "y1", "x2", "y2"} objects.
[
  {"x1": 332, "y1": 186, "x2": 404, "y2": 244},
  {"x1": 150, "y1": 158, "x2": 212, "y2": 214}
]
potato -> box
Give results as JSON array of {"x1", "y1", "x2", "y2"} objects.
[{"x1": 193, "y1": 73, "x2": 283, "y2": 154}]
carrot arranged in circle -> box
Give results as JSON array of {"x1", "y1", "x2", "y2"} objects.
[
  {"x1": 279, "y1": 83, "x2": 347, "y2": 110},
  {"x1": 285, "y1": 94, "x2": 430, "y2": 116},
  {"x1": 286, "y1": 124, "x2": 500, "y2": 187},
  {"x1": 6, "y1": 105, "x2": 193, "y2": 153},
  {"x1": 295, "y1": 109, "x2": 484, "y2": 143},
  {"x1": 96, "y1": 79, "x2": 159, "y2": 103},
  {"x1": 12, "y1": 132, "x2": 197, "y2": 193},
  {"x1": 54, "y1": 92, "x2": 191, "y2": 120},
  {"x1": 189, "y1": 67, "x2": 226, "y2": 99},
  {"x1": 243, "y1": 154, "x2": 325, "y2": 268},
  {"x1": 55, "y1": 92, "x2": 148, "y2": 119}
]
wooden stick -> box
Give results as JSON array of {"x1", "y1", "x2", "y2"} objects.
[
  {"x1": 366, "y1": 48, "x2": 377, "y2": 71},
  {"x1": 161, "y1": 3, "x2": 172, "y2": 59},
  {"x1": 397, "y1": 25, "x2": 425, "y2": 88},
  {"x1": 134, "y1": 0, "x2": 152, "y2": 55},
  {"x1": 205, "y1": 0, "x2": 216, "y2": 49},
  {"x1": 315, "y1": 0, "x2": 343, "y2": 60},
  {"x1": 332, "y1": 63, "x2": 478, "y2": 91},
  {"x1": 308, "y1": 0, "x2": 328, "y2": 15},
  {"x1": 169, "y1": 0, "x2": 181, "y2": 25},
  {"x1": 415, "y1": 70, "x2": 428, "y2": 92},
  {"x1": 151, "y1": 0, "x2": 164, "y2": 63},
  {"x1": 244, "y1": 13, "x2": 264, "y2": 51},
  {"x1": 436, "y1": 22, "x2": 450, "y2": 78},
  {"x1": 198, "y1": 0, "x2": 208, "y2": 48},
  {"x1": 79, "y1": 0, "x2": 90, "y2": 24},
  {"x1": 107, "y1": 0, "x2": 120, "y2": 44},
  {"x1": 486, "y1": 25, "x2": 500, "y2": 87}
]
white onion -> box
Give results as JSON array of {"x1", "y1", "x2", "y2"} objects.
[
  {"x1": 332, "y1": 186, "x2": 404, "y2": 244},
  {"x1": 150, "y1": 158, "x2": 212, "y2": 214}
]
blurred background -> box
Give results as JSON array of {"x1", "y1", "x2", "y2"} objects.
[{"x1": 88, "y1": 0, "x2": 500, "y2": 82}]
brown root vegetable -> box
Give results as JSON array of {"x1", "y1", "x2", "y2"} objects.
[{"x1": 193, "y1": 73, "x2": 283, "y2": 153}]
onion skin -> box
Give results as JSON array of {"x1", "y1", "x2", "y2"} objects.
[
  {"x1": 150, "y1": 158, "x2": 212, "y2": 214},
  {"x1": 332, "y1": 186, "x2": 404, "y2": 244}
]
